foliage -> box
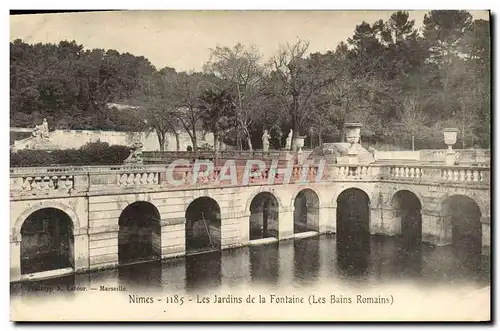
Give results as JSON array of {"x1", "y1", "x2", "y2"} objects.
[
  {"x1": 10, "y1": 10, "x2": 491, "y2": 152},
  {"x1": 10, "y1": 141, "x2": 130, "y2": 167}
]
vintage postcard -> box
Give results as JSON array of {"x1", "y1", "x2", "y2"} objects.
[{"x1": 9, "y1": 10, "x2": 491, "y2": 322}]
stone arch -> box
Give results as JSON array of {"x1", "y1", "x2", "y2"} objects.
[
  {"x1": 290, "y1": 186, "x2": 323, "y2": 210},
  {"x1": 248, "y1": 190, "x2": 281, "y2": 241},
  {"x1": 390, "y1": 189, "x2": 423, "y2": 248},
  {"x1": 330, "y1": 184, "x2": 374, "y2": 209},
  {"x1": 13, "y1": 201, "x2": 81, "y2": 242},
  {"x1": 438, "y1": 192, "x2": 488, "y2": 219},
  {"x1": 19, "y1": 206, "x2": 77, "y2": 275},
  {"x1": 245, "y1": 187, "x2": 284, "y2": 215},
  {"x1": 335, "y1": 187, "x2": 372, "y2": 274},
  {"x1": 118, "y1": 200, "x2": 162, "y2": 264},
  {"x1": 388, "y1": 187, "x2": 425, "y2": 210},
  {"x1": 292, "y1": 188, "x2": 321, "y2": 233},
  {"x1": 185, "y1": 196, "x2": 222, "y2": 253},
  {"x1": 440, "y1": 194, "x2": 483, "y2": 259},
  {"x1": 335, "y1": 187, "x2": 371, "y2": 247}
]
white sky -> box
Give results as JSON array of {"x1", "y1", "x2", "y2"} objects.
[{"x1": 10, "y1": 10, "x2": 490, "y2": 72}]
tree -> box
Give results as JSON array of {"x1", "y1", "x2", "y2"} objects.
[
  {"x1": 395, "y1": 96, "x2": 429, "y2": 150},
  {"x1": 203, "y1": 43, "x2": 265, "y2": 151},
  {"x1": 198, "y1": 88, "x2": 235, "y2": 152},
  {"x1": 129, "y1": 67, "x2": 181, "y2": 152},
  {"x1": 171, "y1": 72, "x2": 208, "y2": 153},
  {"x1": 268, "y1": 39, "x2": 326, "y2": 150},
  {"x1": 423, "y1": 10, "x2": 473, "y2": 115}
]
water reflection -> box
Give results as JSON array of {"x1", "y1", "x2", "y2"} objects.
[
  {"x1": 185, "y1": 251, "x2": 222, "y2": 292},
  {"x1": 293, "y1": 237, "x2": 321, "y2": 285},
  {"x1": 249, "y1": 243, "x2": 280, "y2": 286},
  {"x1": 11, "y1": 234, "x2": 490, "y2": 300}
]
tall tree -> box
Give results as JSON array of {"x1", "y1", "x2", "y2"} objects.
[
  {"x1": 198, "y1": 88, "x2": 235, "y2": 153},
  {"x1": 203, "y1": 43, "x2": 264, "y2": 151}
]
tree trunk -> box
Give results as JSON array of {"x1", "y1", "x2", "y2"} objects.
[
  {"x1": 243, "y1": 127, "x2": 253, "y2": 151},
  {"x1": 156, "y1": 131, "x2": 166, "y2": 152},
  {"x1": 411, "y1": 135, "x2": 415, "y2": 151},
  {"x1": 191, "y1": 122, "x2": 198, "y2": 153},
  {"x1": 291, "y1": 118, "x2": 300, "y2": 151},
  {"x1": 213, "y1": 131, "x2": 219, "y2": 153},
  {"x1": 174, "y1": 131, "x2": 180, "y2": 151}
]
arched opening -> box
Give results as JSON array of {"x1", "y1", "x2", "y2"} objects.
[
  {"x1": 185, "y1": 197, "x2": 221, "y2": 254},
  {"x1": 293, "y1": 189, "x2": 320, "y2": 234},
  {"x1": 336, "y1": 188, "x2": 371, "y2": 274},
  {"x1": 249, "y1": 192, "x2": 279, "y2": 241},
  {"x1": 392, "y1": 190, "x2": 422, "y2": 249},
  {"x1": 20, "y1": 208, "x2": 74, "y2": 275},
  {"x1": 118, "y1": 201, "x2": 161, "y2": 264},
  {"x1": 441, "y1": 195, "x2": 482, "y2": 262}
]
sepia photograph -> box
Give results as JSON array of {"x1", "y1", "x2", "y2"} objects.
[{"x1": 8, "y1": 9, "x2": 491, "y2": 322}]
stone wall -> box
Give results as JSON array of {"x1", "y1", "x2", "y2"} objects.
[{"x1": 9, "y1": 176, "x2": 490, "y2": 282}]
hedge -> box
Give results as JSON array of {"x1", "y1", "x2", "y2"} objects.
[{"x1": 10, "y1": 141, "x2": 131, "y2": 167}]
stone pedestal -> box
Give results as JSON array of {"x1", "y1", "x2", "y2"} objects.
[
  {"x1": 89, "y1": 228, "x2": 119, "y2": 270},
  {"x1": 318, "y1": 206, "x2": 335, "y2": 233},
  {"x1": 482, "y1": 220, "x2": 491, "y2": 256},
  {"x1": 160, "y1": 218, "x2": 186, "y2": 259},
  {"x1": 10, "y1": 241, "x2": 21, "y2": 282},
  {"x1": 347, "y1": 149, "x2": 359, "y2": 165},
  {"x1": 74, "y1": 233, "x2": 90, "y2": 272},
  {"x1": 421, "y1": 211, "x2": 452, "y2": 246},
  {"x1": 445, "y1": 150, "x2": 456, "y2": 166},
  {"x1": 372, "y1": 207, "x2": 400, "y2": 236},
  {"x1": 278, "y1": 209, "x2": 295, "y2": 240}
]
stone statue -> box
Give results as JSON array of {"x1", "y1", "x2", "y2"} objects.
[
  {"x1": 285, "y1": 129, "x2": 293, "y2": 150},
  {"x1": 32, "y1": 118, "x2": 50, "y2": 140},
  {"x1": 124, "y1": 140, "x2": 144, "y2": 164},
  {"x1": 262, "y1": 130, "x2": 271, "y2": 152}
]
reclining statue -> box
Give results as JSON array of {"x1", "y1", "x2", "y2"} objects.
[{"x1": 32, "y1": 118, "x2": 50, "y2": 139}]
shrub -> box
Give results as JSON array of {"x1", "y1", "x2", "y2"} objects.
[{"x1": 10, "y1": 141, "x2": 131, "y2": 167}]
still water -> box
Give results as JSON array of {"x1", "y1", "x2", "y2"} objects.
[{"x1": 11, "y1": 234, "x2": 490, "y2": 302}]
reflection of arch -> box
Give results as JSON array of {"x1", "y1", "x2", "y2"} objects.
[
  {"x1": 118, "y1": 201, "x2": 161, "y2": 264},
  {"x1": 245, "y1": 188, "x2": 283, "y2": 214},
  {"x1": 14, "y1": 201, "x2": 81, "y2": 241},
  {"x1": 441, "y1": 195, "x2": 482, "y2": 258},
  {"x1": 293, "y1": 188, "x2": 320, "y2": 233},
  {"x1": 20, "y1": 208, "x2": 75, "y2": 275},
  {"x1": 391, "y1": 190, "x2": 422, "y2": 248},
  {"x1": 249, "y1": 192, "x2": 280, "y2": 240},
  {"x1": 185, "y1": 197, "x2": 221, "y2": 253},
  {"x1": 336, "y1": 188, "x2": 371, "y2": 250}
]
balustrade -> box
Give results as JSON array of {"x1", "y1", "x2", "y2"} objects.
[
  {"x1": 10, "y1": 160, "x2": 489, "y2": 199},
  {"x1": 12, "y1": 174, "x2": 74, "y2": 194}
]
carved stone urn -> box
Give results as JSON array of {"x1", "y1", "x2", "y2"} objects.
[
  {"x1": 295, "y1": 136, "x2": 306, "y2": 153},
  {"x1": 345, "y1": 122, "x2": 362, "y2": 145},
  {"x1": 443, "y1": 128, "x2": 459, "y2": 150},
  {"x1": 443, "y1": 128, "x2": 459, "y2": 166},
  {"x1": 344, "y1": 123, "x2": 362, "y2": 164}
]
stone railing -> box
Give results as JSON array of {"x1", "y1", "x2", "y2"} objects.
[
  {"x1": 419, "y1": 149, "x2": 490, "y2": 166},
  {"x1": 10, "y1": 162, "x2": 490, "y2": 199},
  {"x1": 386, "y1": 164, "x2": 490, "y2": 185},
  {"x1": 141, "y1": 150, "x2": 301, "y2": 164}
]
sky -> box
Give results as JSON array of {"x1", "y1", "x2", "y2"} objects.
[{"x1": 10, "y1": 10, "x2": 490, "y2": 72}]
